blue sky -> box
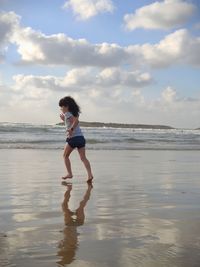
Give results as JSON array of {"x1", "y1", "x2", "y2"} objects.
[{"x1": 0, "y1": 0, "x2": 200, "y2": 128}]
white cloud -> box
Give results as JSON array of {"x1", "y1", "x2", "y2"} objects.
[
  {"x1": 13, "y1": 27, "x2": 129, "y2": 67},
  {"x1": 0, "y1": 11, "x2": 20, "y2": 61},
  {"x1": 124, "y1": 0, "x2": 196, "y2": 31},
  {"x1": 106, "y1": 86, "x2": 200, "y2": 128},
  {"x1": 63, "y1": 0, "x2": 114, "y2": 20},
  {"x1": 1, "y1": 75, "x2": 200, "y2": 127},
  {"x1": 95, "y1": 88, "x2": 200, "y2": 128},
  {"x1": 97, "y1": 68, "x2": 152, "y2": 88},
  {"x1": 150, "y1": 87, "x2": 200, "y2": 127},
  {"x1": 12, "y1": 67, "x2": 153, "y2": 94},
  {"x1": 13, "y1": 25, "x2": 200, "y2": 68},
  {"x1": 161, "y1": 86, "x2": 177, "y2": 103},
  {"x1": 0, "y1": 68, "x2": 152, "y2": 123},
  {"x1": 130, "y1": 29, "x2": 200, "y2": 68},
  {"x1": 1, "y1": 11, "x2": 199, "y2": 69}
]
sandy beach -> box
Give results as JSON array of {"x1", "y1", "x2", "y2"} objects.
[{"x1": 0, "y1": 149, "x2": 200, "y2": 267}]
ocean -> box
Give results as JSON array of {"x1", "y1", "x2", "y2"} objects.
[
  {"x1": 0, "y1": 122, "x2": 199, "y2": 150},
  {"x1": 1, "y1": 124, "x2": 200, "y2": 267}
]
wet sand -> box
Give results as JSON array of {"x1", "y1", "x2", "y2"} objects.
[{"x1": 0, "y1": 149, "x2": 200, "y2": 267}]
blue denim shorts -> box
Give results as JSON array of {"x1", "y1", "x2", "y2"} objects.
[{"x1": 66, "y1": 136, "x2": 86, "y2": 149}]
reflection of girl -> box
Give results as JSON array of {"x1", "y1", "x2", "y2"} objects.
[{"x1": 57, "y1": 183, "x2": 93, "y2": 266}]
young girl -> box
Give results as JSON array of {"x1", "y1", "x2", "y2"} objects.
[{"x1": 59, "y1": 96, "x2": 93, "y2": 183}]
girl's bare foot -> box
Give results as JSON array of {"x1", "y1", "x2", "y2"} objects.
[
  {"x1": 87, "y1": 176, "x2": 94, "y2": 183},
  {"x1": 62, "y1": 174, "x2": 73, "y2": 180}
]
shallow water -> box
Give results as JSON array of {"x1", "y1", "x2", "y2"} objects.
[{"x1": 0, "y1": 149, "x2": 200, "y2": 267}]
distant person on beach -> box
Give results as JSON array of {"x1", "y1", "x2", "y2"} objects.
[{"x1": 59, "y1": 96, "x2": 93, "y2": 183}]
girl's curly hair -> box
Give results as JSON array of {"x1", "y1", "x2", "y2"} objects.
[{"x1": 59, "y1": 96, "x2": 81, "y2": 117}]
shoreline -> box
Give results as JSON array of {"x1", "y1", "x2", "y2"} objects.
[{"x1": 0, "y1": 147, "x2": 200, "y2": 151}]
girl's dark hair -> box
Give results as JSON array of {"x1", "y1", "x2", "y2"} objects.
[{"x1": 59, "y1": 96, "x2": 81, "y2": 117}]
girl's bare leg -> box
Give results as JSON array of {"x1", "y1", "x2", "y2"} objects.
[
  {"x1": 78, "y1": 147, "x2": 93, "y2": 182},
  {"x1": 62, "y1": 144, "x2": 74, "y2": 179}
]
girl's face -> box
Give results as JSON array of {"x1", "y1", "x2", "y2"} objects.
[{"x1": 60, "y1": 106, "x2": 69, "y2": 114}]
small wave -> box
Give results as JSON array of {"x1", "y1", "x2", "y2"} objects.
[
  {"x1": 0, "y1": 140, "x2": 63, "y2": 144},
  {"x1": 0, "y1": 123, "x2": 65, "y2": 134},
  {"x1": 125, "y1": 138, "x2": 145, "y2": 143},
  {"x1": 0, "y1": 126, "x2": 63, "y2": 134},
  {"x1": 87, "y1": 138, "x2": 144, "y2": 143},
  {"x1": 86, "y1": 139, "x2": 107, "y2": 144}
]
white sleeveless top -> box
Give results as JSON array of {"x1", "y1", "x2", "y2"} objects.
[{"x1": 64, "y1": 112, "x2": 83, "y2": 138}]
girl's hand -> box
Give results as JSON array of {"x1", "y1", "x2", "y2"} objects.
[
  {"x1": 67, "y1": 128, "x2": 73, "y2": 137},
  {"x1": 60, "y1": 113, "x2": 65, "y2": 121}
]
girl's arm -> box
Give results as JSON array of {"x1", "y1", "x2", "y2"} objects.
[
  {"x1": 60, "y1": 113, "x2": 65, "y2": 121},
  {"x1": 69, "y1": 115, "x2": 79, "y2": 130},
  {"x1": 67, "y1": 116, "x2": 79, "y2": 136}
]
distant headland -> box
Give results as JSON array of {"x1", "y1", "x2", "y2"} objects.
[{"x1": 56, "y1": 121, "x2": 174, "y2": 129}]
